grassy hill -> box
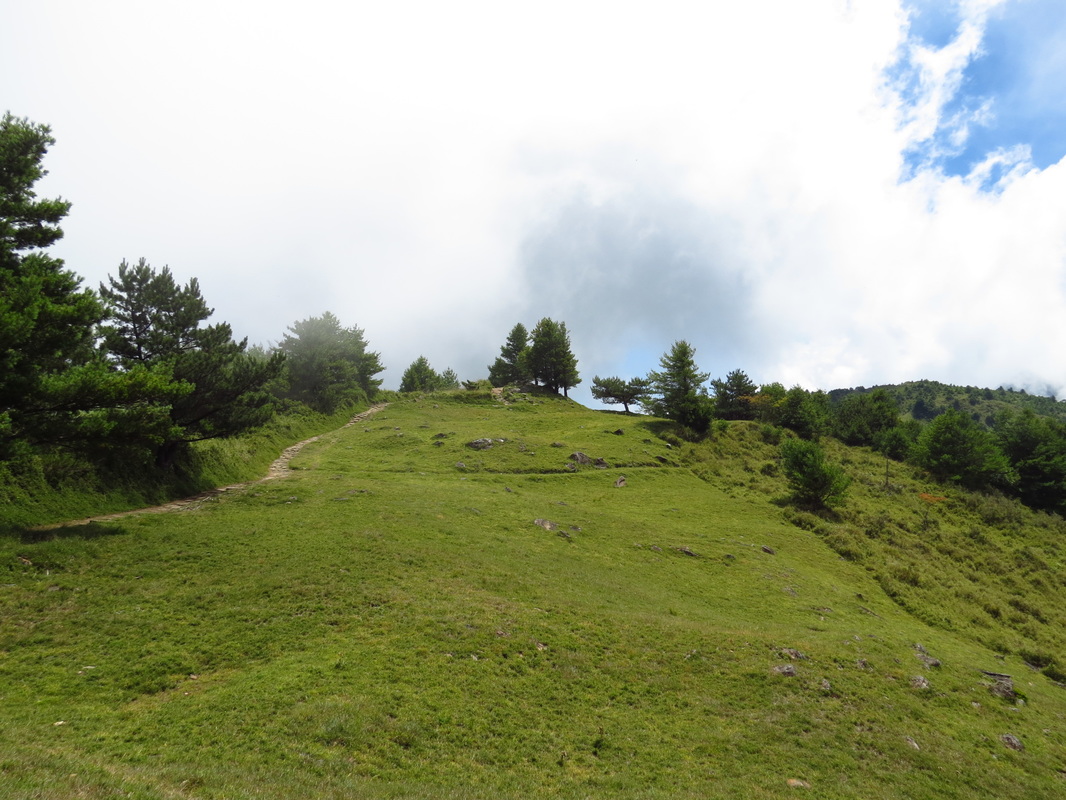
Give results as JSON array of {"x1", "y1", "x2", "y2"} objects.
[{"x1": 2, "y1": 390, "x2": 1065, "y2": 798}]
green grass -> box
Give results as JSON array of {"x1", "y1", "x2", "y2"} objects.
[
  {"x1": 0, "y1": 404, "x2": 364, "y2": 532},
  {"x1": 2, "y1": 391, "x2": 1065, "y2": 798}
]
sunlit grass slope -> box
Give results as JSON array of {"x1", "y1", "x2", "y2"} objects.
[
  {"x1": 2, "y1": 391, "x2": 1065, "y2": 798},
  {"x1": 0, "y1": 404, "x2": 366, "y2": 532}
]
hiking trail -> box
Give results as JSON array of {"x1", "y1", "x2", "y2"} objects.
[{"x1": 35, "y1": 404, "x2": 388, "y2": 530}]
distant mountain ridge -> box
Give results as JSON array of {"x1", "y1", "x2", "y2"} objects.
[{"x1": 828, "y1": 379, "x2": 1066, "y2": 426}]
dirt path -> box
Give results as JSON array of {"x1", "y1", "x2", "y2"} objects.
[
  {"x1": 265, "y1": 404, "x2": 386, "y2": 480},
  {"x1": 35, "y1": 404, "x2": 388, "y2": 530}
]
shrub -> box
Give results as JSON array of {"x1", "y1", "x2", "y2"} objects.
[
  {"x1": 781, "y1": 508, "x2": 831, "y2": 534},
  {"x1": 1043, "y1": 663, "x2": 1066, "y2": 683},
  {"x1": 824, "y1": 530, "x2": 868, "y2": 561},
  {"x1": 779, "y1": 438, "x2": 851, "y2": 508},
  {"x1": 759, "y1": 425, "x2": 782, "y2": 445}
]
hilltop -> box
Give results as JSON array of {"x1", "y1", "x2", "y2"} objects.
[{"x1": 2, "y1": 389, "x2": 1065, "y2": 799}]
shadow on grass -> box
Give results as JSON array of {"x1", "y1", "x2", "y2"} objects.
[
  {"x1": 635, "y1": 418, "x2": 677, "y2": 438},
  {"x1": 774, "y1": 498, "x2": 845, "y2": 525},
  {"x1": 16, "y1": 520, "x2": 130, "y2": 544}
]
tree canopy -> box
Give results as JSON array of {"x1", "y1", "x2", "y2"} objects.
[
  {"x1": 995, "y1": 408, "x2": 1066, "y2": 513},
  {"x1": 833, "y1": 388, "x2": 900, "y2": 447},
  {"x1": 769, "y1": 385, "x2": 832, "y2": 440},
  {"x1": 527, "y1": 318, "x2": 580, "y2": 396},
  {"x1": 645, "y1": 340, "x2": 712, "y2": 432},
  {"x1": 780, "y1": 437, "x2": 851, "y2": 509},
  {"x1": 276, "y1": 312, "x2": 384, "y2": 412},
  {"x1": 99, "y1": 259, "x2": 284, "y2": 466},
  {"x1": 98, "y1": 258, "x2": 212, "y2": 368},
  {"x1": 910, "y1": 409, "x2": 1011, "y2": 490},
  {"x1": 0, "y1": 113, "x2": 103, "y2": 455},
  {"x1": 399, "y1": 356, "x2": 458, "y2": 393},
  {"x1": 711, "y1": 369, "x2": 758, "y2": 420},
  {"x1": 488, "y1": 323, "x2": 531, "y2": 387},
  {"x1": 590, "y1": 376, "x2": 649, "y2": 414}
]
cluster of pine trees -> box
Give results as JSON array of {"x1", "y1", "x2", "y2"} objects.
[
  {"x1": 487, "y1": 320, "x2": 580, "y2": 396},
  {"x1": 1, "y1": 113, "x2": 384, "y2": 479},
  {"x1": 399, "y1": 357, "x2": 459, "y2": 393}
]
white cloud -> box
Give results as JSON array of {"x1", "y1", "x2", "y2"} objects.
[{"x1": 2, "y1": 0, "x2": 1065, "y2": 400}]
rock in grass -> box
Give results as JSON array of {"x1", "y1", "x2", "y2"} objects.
[
  {"x1": 989, "y1": 681, "x2": 1016, "y2": 701},
  {"x1": 910, "y1": 675, "x2": 930, "y2": 689},
  {"x1": 1000, "y1": 733, "x2": 1023, "y2": 751},
  {"x1": 614, "y1": 476, "x2": 627, "y2": 488},
  {"x1": 534, "y1": 518, "x2": 558, "y2": 531},
  {"x1": 914, "y1": 643, "x2": 942, "y2": 668},
  {"x1": 983, "y1": 671, "x2": 1016, "y2": 700},
  {"x1": 786, "y1": 778, "x2": 810, "y2": 788},
  {"x1": 570, "y1": 451, "x2": 592, "y2": 465},
  {"x1": 467, "y1": 438, "x2": 494, "y2": 450},
  {"x1": 773, "y1": 664, "x2": 798, "y2": 677}
]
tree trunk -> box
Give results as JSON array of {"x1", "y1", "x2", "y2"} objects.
[{"x1": 155, "y1": 439, "x2": 183, "y2": 470}]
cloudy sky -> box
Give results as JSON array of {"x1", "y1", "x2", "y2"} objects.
[{"x1": 4, "y1": 0, "x2": 1066, "y2": 404}]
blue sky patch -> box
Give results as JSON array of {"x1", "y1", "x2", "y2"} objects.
[
  {"x1": 904, "y1": 0, "x2": 962, "y2": 48},
  {"x1": 899, "y1": 0, "x2": 1066, "y2": 184}
]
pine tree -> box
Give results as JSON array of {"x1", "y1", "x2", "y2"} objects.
[
  {"x1": 438, "y1": 368, "x2": 460, "y2": 390},
  {"x1": 0, "y1": 113, "x2": 103, "y2": 455},
  {"x1": 833, "y1": 388, "x2": 900, "y2": 446},
  {"x1": 780, "y1": 437, "x2": 851, "y2": 508},
  {"x1": 528, "y1": 318, "x2": 580, "y2": 396},
  {"x1": 98, "y1": 259, "x2": 213, "y2": 367},
  {"x1": 910, "y1": 409, "x2": 1011, "y2": 490},
  {"x1": 99, "y1": 260, "x2": 284, "y2": 466},
  {"x1": 276, "y1": 312, "x2": 384, "y2": 412},
  {"x1": 645, "y1": 340, "x2": 712, "y2": 431},
  {"x1": 710, "y1": 369, "x2": 758, "y2": 420},
  {"x1": 400, "y1": 356, "x2": 441, "y2": 392},
  {"x1": 590, "y1": 376, "x2": 649, "y2": 414},
  {"x1": 398, "y1": 357, "x2": 461, "y2": 393},
  {"x1": 996, "y1": 408, "x2": 1066, "y2": 513},
  {"x1": 488, "y1": 323, "x2": 531, "y2": 387}
]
